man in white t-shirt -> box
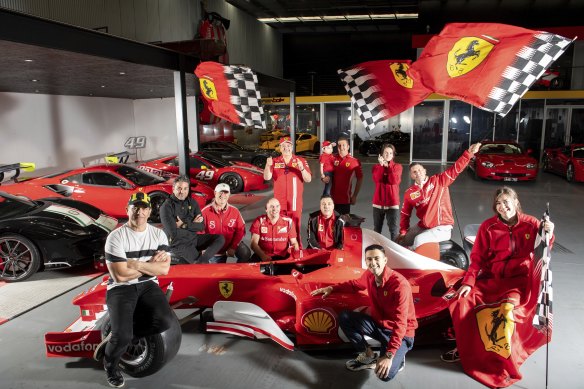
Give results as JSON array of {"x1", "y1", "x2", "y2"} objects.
[{"x1": 93, "y1": 192, "x2": 175, "y2": 388}]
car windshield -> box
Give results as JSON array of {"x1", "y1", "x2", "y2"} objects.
[
  {"x1": 573, "y1": 147, "x2": 584, "y2": 158},
  {"x1": 197, "y1": 153, "x2": 231, "y2": 168},
  {"x1": 480, "y1": 144, "x2": 522, "y2": 154},
  {"x1": 0, "y1": 192, "x2": 38, "y2": 218},
  {"x1": 115, "y1": 165, "x2": 165, "y2": 186}
]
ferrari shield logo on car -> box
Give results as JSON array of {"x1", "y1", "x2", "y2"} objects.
[
  {"x1": 301, "y1": 309, "x2": 336, "y2": 334},
  {"x1": 476, "y1": 302, "x2": 515, "y2": 359},
  {"x1": 219, "y1": 281, "x2": 234, "y2": 298},
  {"x1": 390, "y1": 62, "x2": 413, "y2": 89},
  {"x1": 447, "y1": 37, "x2": 494, "y2": 78},
  {"x1": 199, "y1": 78, "x2": 218, "y2": 100}
]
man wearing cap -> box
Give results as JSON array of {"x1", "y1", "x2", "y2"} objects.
[
  {"x1": 307, "y1": 195, "x2": 345, "y2": 250},
  {"x1": 250, "y1": 197, "x2": 299, "y2": 262},
  {"x1": 264, "y1": 136, "x2": 312, "y2": 244},
  {"x1": 95, "y1": 192, "x2": 175, "y2": 388},
  {"x1": 159, "y1": 175, "x2": 224, "y2": 264},
  {"x1": 328, "y1": 136, "x2": 363, "y2": 215},
  {"x1": 319, "y1": 140, "x2": 336, "y2": 196},
  {"x1": 201, "y1": 183, "x2": 251, "y2": 263}
]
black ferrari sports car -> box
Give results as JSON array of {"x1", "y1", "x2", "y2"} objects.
[
  {"x1": 199, "y1": 141, "x2": 271, "y2": 168},
  {"x1": 0, "y1": 192, "x2": 117, "y2": 282},
  {"x1": 358, "y1": 131, "x2": 411, "y2": 156}
]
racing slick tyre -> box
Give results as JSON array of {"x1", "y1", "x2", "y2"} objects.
[
  {"x1": 220, "y1": 173, "x2": 244, "y2": 193},
  {"x1": 439, "y1": 240, "x2": 469, "y2": 270},
  {"x1": 312, "y1": 141, "x2": 320, "y2": 153},
  {"x1": 567, "y1": 164, "x2": 575, "y2": 182},
  {"x1": 251, "y1": 156, "x2": 267, "y2": 169},
  {"x1": 100, "y1": 312, "x2": 182, "y2": 378},
  {"x1": 0, "y1": 234, "x2": 41, "y2": 282},
  {"x1": 148, "y1": 192, "x2": 169, "y2": 223}
]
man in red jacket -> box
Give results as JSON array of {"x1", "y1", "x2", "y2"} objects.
[
  {"x1": 329, "y1": 136, "x2": 363, "y2": 215},
  {"x1": 201, "y1": 183, "x2": 250, "y2": 263},
  {"x1": 398, "y1": 143, "x2": 481, "y2": 250},
  {"x1": 264, "y1": 136, "x2": 312, "y2": 244},
  {"x1": 311, "y1": 244, "x2": 417, "y2": 381},
  {"x1": 372, "y1": 143, "x2": 402, "y2": 240}
]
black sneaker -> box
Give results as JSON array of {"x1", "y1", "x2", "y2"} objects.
[
  {"x1": 345, "y1": 352, "x2": 377, "y2": 371},
  {"x1": 93, "y1": 332, "x2": 112, "y2": 361},
  {"x1": 440, "y1": 348, "x2": 460, "y2": 363},
  {"x1": 106, "y1": 368, "x2": 125, "y2": 388}
]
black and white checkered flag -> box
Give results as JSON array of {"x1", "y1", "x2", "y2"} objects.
[
  {"x1": 225, "y1": 66, "x2": 266, "y2": 129},
  {"x1": 338, "y1": 67, "x2": 390, "y2": 132},
  {"x1": 532, "y1": 207, "x2": 553, "y2": 330},
  {"x1": 485, "y1": 33, "x2": 573, "y2": 116}
]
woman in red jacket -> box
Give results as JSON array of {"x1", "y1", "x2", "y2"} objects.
[
  {"x1": 441, "y1": 186, "x2": 555, "y2": 388},
  {"x1": 372, "y1": 143, "x2": 402, "y2": 240}
]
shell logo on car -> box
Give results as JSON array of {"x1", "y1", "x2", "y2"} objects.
[{"x1": 301, "y1": 308, "x2": 336, "y2": 334}]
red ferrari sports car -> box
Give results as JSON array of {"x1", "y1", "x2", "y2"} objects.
[
  {"x1": 45, "y1": 219, "x2": 465, "y2": 377},
  {"x1": 0, "y1": 164, "x2": 212, "y2": 222},
  {"x1": 138, "y1": 152, "x2": 268, "y2": 194},
  {"x1": 470, "y1": 141, "x2": 538, "y2": 181},
  {"x1": 542, "y1": 143, "x2": 584, "y2": 182}
]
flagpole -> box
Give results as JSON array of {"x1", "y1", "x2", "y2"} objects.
[{"x1": 544, "y1": 202, "x2": 550, "y2": 389}]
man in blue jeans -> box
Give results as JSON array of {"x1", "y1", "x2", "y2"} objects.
[{"x1": 311, "y1": 244, "x2": 417, "y2": 381}]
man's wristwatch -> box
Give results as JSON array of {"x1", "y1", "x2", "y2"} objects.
[{"x1": 385, "y1": 351, "x2": 393, "y2": 359}]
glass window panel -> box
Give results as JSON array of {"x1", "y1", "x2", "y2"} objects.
[
  {"x1": 517, "y1": 99, "x2": 544, "y2": 161},
  {"x1": 412, "y1": 101, "x2": 444, "y2": 160},
  {"x1": 470, "y1": 107, "x2": 494, "y2": 143},
  {"x1": 569, "y1": 108, "x2": 584, "y2": 143},
  {"x1": 494, "y1": 104, "x2": 519, "y2": 141},
  {"x1": 447, "y1": 101, "x2": 471, "y2": 162}
]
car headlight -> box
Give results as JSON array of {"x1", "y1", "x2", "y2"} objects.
[
  {"x1": 526, "y1": 163, "x2": 537, "y2": 169},
  {"x1": 481, "y1": 161, "x2": 494, "y2": 168}
]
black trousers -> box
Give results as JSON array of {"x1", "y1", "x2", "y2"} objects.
[
  {"x1": 335, "y1": 203, "x2": 351, "y2": 215},
  {"x1": 104, "y1": 281, "x2": 174, "y2": 372},
  {"x1": 373, "y1": 208, "x2": 400, "y2": 241},
  {"x1": 195, "y1": 233, "x2": 225, "y2": 263}
]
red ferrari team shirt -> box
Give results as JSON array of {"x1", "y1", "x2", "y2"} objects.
[
  {"x1": 250, "y1": 215, "x2": 297, "y2": 257},
  {"x1": 334, "y1": 267, "x2": 418, "y2": 355},
  {"x1": 319, "y1": 153, "x2": 335, "y2": 173},
  {"x1": 331, "y1": 154, "x2": 363, "y2": 204},
  {"x1": 315, "y1": 213, "x2": 337, "y2": 250},
  {"x1": 270, "y1": 155, "x2": 311, "y2": 213},
  {"x1": 201, "y1": 202, "x2": 245, "y2": 252}
]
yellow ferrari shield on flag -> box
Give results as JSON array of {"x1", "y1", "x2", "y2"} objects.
[
  {"x1": 219, "y1": 281, "x2": 234, "y2": 298},
  {"x1": 390, "y1": 62, "x2": 414, "y2": 89},
  {"x1": 476, "y1": 302, "x2": 515, "y2": 358},
  {"x1": 447, "y1": 37, "x2": 494, "y2": 78},
  {"x1": 200, "y1": 78, "x2": 218, "y2": 100}
]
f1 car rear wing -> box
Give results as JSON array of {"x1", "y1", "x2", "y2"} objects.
[
  {"x1": 81, "y1": 151, "x2": 134, "y2": 167},
  {"x1": 0, "y1": 162, "x2": 36, "y2": 184}
]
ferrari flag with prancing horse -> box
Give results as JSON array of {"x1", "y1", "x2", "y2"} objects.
[
  {"x1": 411, "y1": 23, "x2": 574, "y2": 116},
  {"x1": 337, "y1": 60, "x2": 432, "y2": 132},
  {"x1": 195, "y1": 61, "x2": 266, "y2": 129}
]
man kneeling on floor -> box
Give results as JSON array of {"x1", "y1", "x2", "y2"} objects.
[{"x1": 311, "y1": 244, "x2": 417, "y2": 381}]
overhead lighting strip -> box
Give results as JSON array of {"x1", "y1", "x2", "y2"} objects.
[{"x1": 259, "y1": 13, "x2": 418, "y2": 24}]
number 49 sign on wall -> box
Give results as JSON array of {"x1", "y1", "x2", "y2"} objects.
[{"x1": 124, "y1": 136, "x2": 147, "y2": 149}]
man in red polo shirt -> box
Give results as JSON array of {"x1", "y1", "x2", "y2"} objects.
[
  {"x1": 250, "y1": 197, "x2": 299, "y2": 261},
  {"x1": 264, "y1": 136, "x2": 312, "y2": 243},
  {"x1": 201, "y1": 183, "x2": 250, "y2": 263},
  {"x1": 307, "y1": 195, "x2": 345, "y2": 250},
  {"x1": 328, "y1": 136, "x2": 363, "y2": 215},
  {"x1": 311, "y1": 244, "x2": 417, "y2": 381}
]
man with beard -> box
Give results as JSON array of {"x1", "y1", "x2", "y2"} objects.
[
  {"x1": 328, "y1": 136, "x2": 363, "y2": 215},
  {"x1": 160, "y1": 175, "x2": 224, "y2": 264}
]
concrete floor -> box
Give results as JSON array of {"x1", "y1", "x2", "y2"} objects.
[{"x1": 1, "y1": 157, "x2": 583, "y2": 389}]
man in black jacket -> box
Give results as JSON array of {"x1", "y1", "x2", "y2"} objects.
[
  {"x1": 160, "y1": 175, "x2": 224, "y2": 264},
  {"x1": 307, "y1": 195, "x2": 345, "y2": 250}
]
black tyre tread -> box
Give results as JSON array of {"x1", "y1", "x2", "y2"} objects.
[
  {"x1": 148, "y1": 191, "x2": 169, "y2": 223},
  {"x1": 220, "y1": 173, "x2": 244, "y2": 193},
  {"x1": 0, "y1": 234, "x2": 42, "y2": 282}
]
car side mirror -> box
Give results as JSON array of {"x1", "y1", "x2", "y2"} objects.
[
  {"x1": 117, "y1": 180, "x2": 130, "y2": 189},
  {"x1": 527, "y1": 148, "x2": 533, "y2": 155}
]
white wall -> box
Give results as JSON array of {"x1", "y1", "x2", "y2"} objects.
[
  {"x1": 0, "y1": 92, "x2": 200, "y2": 175},
  {"x1": 0, "y1": 92, "x2": 134, "y2": 174}
]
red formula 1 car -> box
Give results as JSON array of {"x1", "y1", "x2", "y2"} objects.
[
  {"x1": 0, "y1": 164, "x2": 213, "y2": 222},
  {"x1": 44, "y1": 218, "x2": 466, "y2": 377},
  {"x1": 138, "y1": 152, "x2": 268, "y2": 194},
  {"x1": 470, "y1": 141, "x2": 538, "y2": 182},
  {"x1": 542, "y1": 143, "x2": 584, "y2": 182}
]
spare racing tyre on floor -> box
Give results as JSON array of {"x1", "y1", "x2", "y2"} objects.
[{"x1": 100, "y1": 312, "x2": 182, "y2": 377}]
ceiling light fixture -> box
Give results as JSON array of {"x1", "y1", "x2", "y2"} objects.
[
  {"x1": 101, "y1": 85, "x2": 106, "y2": 88},
  {"x1": 119, "y1": 71, "x2": 126, "y2": 75},
  {"x1": 31, "y1": 79, "x2": 38, "y2": 82},
  {"x1": 277, "y1": 17, "x2": 300, "y2": 22},
  {"x1": 24, "y1": 59, "x2": 34, "y2": 62}
]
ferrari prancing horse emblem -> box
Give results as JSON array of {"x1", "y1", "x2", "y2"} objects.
[
  {"x1": 219, "y1": 281, "x2": 234, "y2": 298},
  {"x1": 476, "y1": 302, "x2": 515, "y2": 358}
]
